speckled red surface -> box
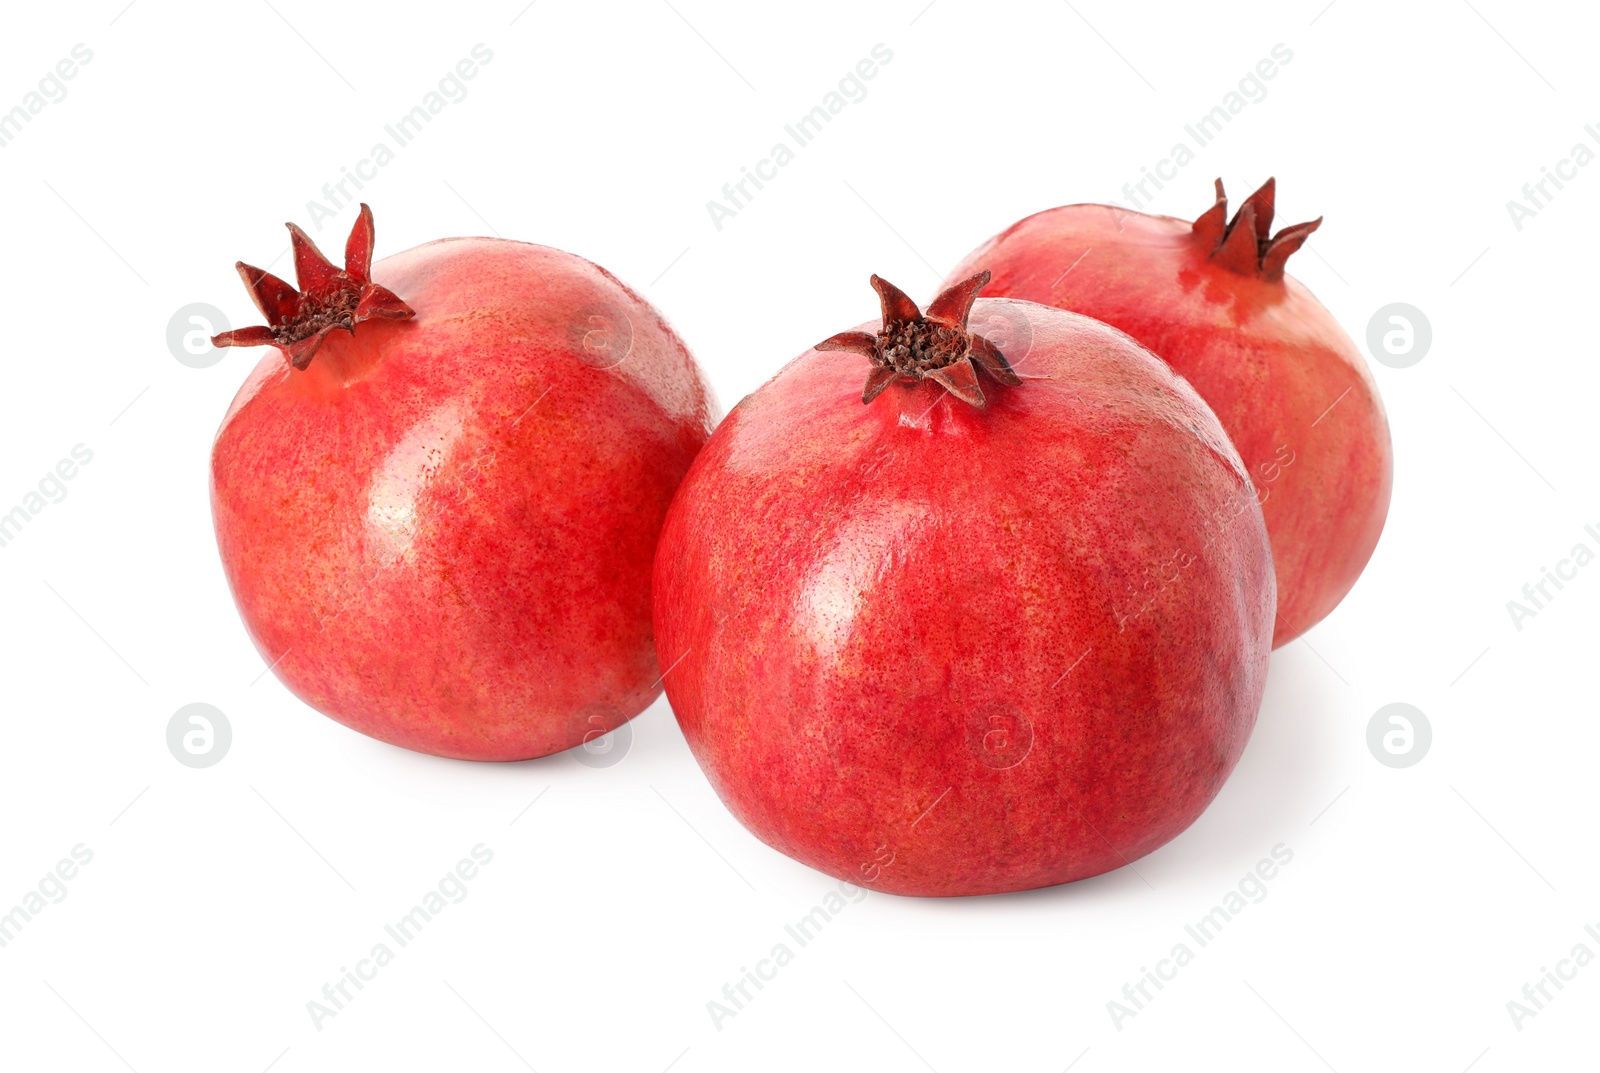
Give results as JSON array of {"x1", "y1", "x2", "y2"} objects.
[
  {"x1": 948, "y1": 201, "x2": 1392, "y2": 646},
  {"x1": 653, "y1": 299, "x2": 1274, "y2": 897},
  {"x1": 212, "y1": 238, "x2": 716, "y2": 760}
]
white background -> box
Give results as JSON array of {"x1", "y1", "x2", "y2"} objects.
[{"x1": 1, "y1": 1, "x2": 1595, "y2": 1070}]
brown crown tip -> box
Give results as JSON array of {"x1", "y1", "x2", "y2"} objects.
[
  {"x1": 1191, "y1": 178, "x2": 1318, "y2": 281},
  {"x1": 212, "y1": 205, "x2": 414, "y2": 369},
  {"x1": 816, "y1": 273, "x2": 1020, "y2": 408}
]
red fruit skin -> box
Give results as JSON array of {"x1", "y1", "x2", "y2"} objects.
[
  {"x1": 213, "y1": 239, "x2": 716, "y2": 761},
  {"x1": 947, "y1": 205, "x2": 1392, "y2": 646},
  {"x1": 653, "y1": 300, "x2": 1274, "y2": 897}
]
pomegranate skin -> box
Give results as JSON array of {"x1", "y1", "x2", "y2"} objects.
[
  {"x1": 213, "y1": 236, "x2": 716, "y2": 761},
  {"x1": 946, "y1": 195, "x2": 1392, "y2": 646},
  {"x1": 653, "y1": 298, "x2": 1274, "y2": 897}
]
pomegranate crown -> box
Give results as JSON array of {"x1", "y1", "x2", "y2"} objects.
[
  {"x1": 816, "y1": 272, "x2": 1021, "y2": 408},
  {"x1": 212, "y1": 204, "x2": 415, "y2": 370},
  {"x1": 1191, "y1": 177, "x2": 1321, "y2": 283}
]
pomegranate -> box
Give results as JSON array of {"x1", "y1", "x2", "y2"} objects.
[
  {"x1": 946, "y1": 179, "x2": 1391, "y2": 646},
  {"x1": 211, "y1": 206, "x2": 716, "y2": 760},
  {"x1": 653, "y1": 273, "x2": 1274, "y2": 897}
]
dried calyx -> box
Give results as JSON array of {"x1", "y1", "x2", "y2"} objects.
[
  {"x1": 818, "y1": 272, "x2": 1021, "y2": 407},
  {"x1": 1191, "y1": 178, "x2": 1321, "y2": 283},
  {"x1": 212, "y1": 204, "x2": 415, "y2": 369}
]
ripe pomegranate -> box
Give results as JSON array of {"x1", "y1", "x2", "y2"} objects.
[
  {"x1": 211, "y1": 206, "x2": 716, "y2": 760},
  {"x1": 653, "y1": 273, "x2": 1274, "y2": 897},
  {"x1": 946, "y1": 179, "x2": 1392, "y2": 646}
]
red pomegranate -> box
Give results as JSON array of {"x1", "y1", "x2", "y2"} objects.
[
  {"x1": 946, "y1": 179, "x2": 1391, "y2": 646},
  {"x1": 653, "y1": 273, "x2": 1274, "y2": 897},
  {"x1": 211, "y1": 206, "x2": 716, "y2": 760}
]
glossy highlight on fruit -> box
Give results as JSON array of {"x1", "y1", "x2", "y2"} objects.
[
  {"x1": 653, "y1": 274, "x2": 1274, "y2": 897},
  {"x1": 947, "y1": 179, "x2": 1391, "y2": 646},
  {"x1": 211, "y1": 206, "x2": 717, "y2": 760}
]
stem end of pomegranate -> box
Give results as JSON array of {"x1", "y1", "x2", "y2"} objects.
[
  {"x1": 213, "y1": 205, "x2": 415, "y2": 369},
  {"x1": 821, "y1": 273, "x2": 1018, "y2": 408},
  {"x1": 1191, "y1": 178, "x2": 1319, "y2": 282}
]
